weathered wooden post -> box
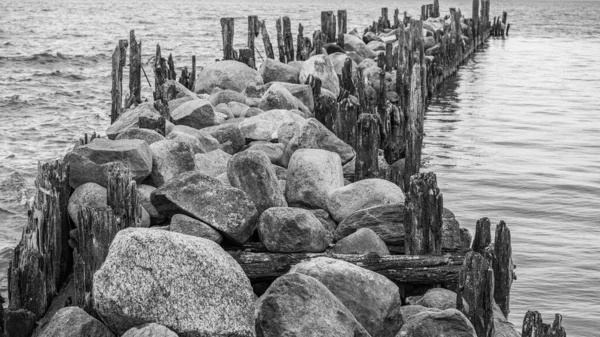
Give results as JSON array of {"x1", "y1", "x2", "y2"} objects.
[
  {"x1": 153, "y1": 44, "x2": 167, "y2": 101},
  {"x1": 393, "y1": 9, "x2": 400, "y2": 28},
  {"x1": 297, "y1": 23, "x2": 305, "y2": 61},
  {"x1": 337, "y1": 10, "x2": 347, "y2": 48},
  {"x1": 385, "y1": 42, "x2": 393, "y2": 72},
  {"x1": 381, "y1": 8, "x2": 390, "y2": 29},
  {"x1": 237, "y1": 48, "x2": 254, "y2": 68},
  {"x1": 421, "y1": 5, "x2": 427, "y2": 20},
  {"x1": 522, "y1": 312, "x2": 566, "y2": 337},
  {"x1": 283, "y1": 16, "x2": 294, "y2": 62},
  {"x1": 313, "y1": 30, "x2": 324, "y2": 55},
  {"x1": 221, "y1": 17, "x2": 235, "y2": 60},
  {"x1": 494, "y1": 221, "x2": 514, "y2": 318},
  {"x1": 501, "y1": 11, "x2": 508, "y2": 37},
  {"x1": 111, "y1": 39, "x2": 127, "y2": 124},
  {"x1": 248, "y1": 15, "x2": 259, "y2": 69},
  {"x1": 433, "y1": 0, "x2": 440, "y2": 17},
  {"x1": 403, "y1": 64, "x2": 423, "y2": 192},
  {"x1": 404, "y1": 171, "x2": 443, "y2": 255},
  {"x1": 321, "y1": 11, "x2": 335, "y2": 43},
  {"x1": 167, "y1": 53, "x2": 176, "y2": 80},
  {"x1": 314, "y1": 92, "x2": 337, "y2": 132},
  {"x1": 276, "y1": 18, "x2": 286, "y2": 63},
  {"x1": 341, "y1": 57, "x2": 355, "y2": 94},
  {"x1": 355, "y1": 113, "x2": 380, "y2": 180},
  {"x1": 127, "y1": 30, "x2": 141, "y2": 109},
  {"x1": 336, "y1": 95, "x2": 359, "y2": 148},
  {"x1": 260, "y1": 20, "x2": 275, "y2": 59},
  {"x1": 472, "y1": 217, "x2": 492, "y2": 254},
  {"x1": 190, "y1": 55, "x2": 196, "y2": 90}
]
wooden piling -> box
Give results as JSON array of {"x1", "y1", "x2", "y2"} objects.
[
  {"x1": 153, "y1": 44, "x2": 167, "y2": 102},
  {"x1": 337, "y1": 10, "x2": 346, "y2": 49},
  {"x1": 393, "y1": 9, "x2": 400, "y2": 29},
  {"x1": 237, "y1": 48, "x2": 254, "y2": 68},
  {"x1": 167, "y1": 53, "x2": 176, "y2": 80},
  {"x1": 341, "y1": 57, "x2": 355, "y2": 95},
  {"x1": 493, "y1": 220, "x2": 514, "y2": 318},
  {"x1": 314, "y1": 91, "x2": 337, "y2": 132},
  {"x1": 457, "y1": 251, "x2": 495, "y2": 337},
  {"x1": 297, "y1": 23, "x2": 305, "y2": 61},
  {"x1": 283, "y1": 16, "x2": 294, "y2": 62},
  {"x1": 433, "y1": 0, "x2": 440, "y2": 17},
  {"x1": 472, "y1": 217, "x2": 492, "y2": 254},
  {"x1": 404, "y1": 171, "x2": 443, "y2": 256},
  {"x1": 190, "y1": 55, "x2": 196, "y2": 90},
  {"x1": 260, "y1": 20, "x2": 275, "y2": 59},
  {"x1": 221, "y1": 17, "x2": 235, "y2": 60},
  {"x1": 403, "y1": 64, "x2": 423, "y2": 192},
  {"x1": 126, "y1": 30, "x2": 141, "y2": 109},
  {"x1": 321, "y1": 11, "x2": 336, "y2": 43},
  {"x1": 313, "y1": 30, "x2": 324, "y2": 55},
  {"x1": 355, "y1": 113, "x2": 380, "y2": 180},
  {"x1": 248, "y1": 15, "x2": 259, "y2": 68},
  {"x1": 336, "y1": 95, "x2": 359, "y2": 148},
  {"x1": 276, "y1": 18, "x2": 286, "y2": 63},
  {"x1": 381, "y1": 8, "x2": 390, "y2": 29},
  {"x1": 522, "y1": 312, "x2": 566, "y2": 337},
  {"x1": 385, "y1": 42, "x2": 393, "y2": 72},
  {"x1": 111, "y1": 39, "x2": 127, "y2": 124}
]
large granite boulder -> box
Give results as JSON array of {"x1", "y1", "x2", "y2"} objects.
[
  {"x1": 258, "y1": 83, "x2": 300, "y2": 111},
  {"x1": 171, "y1": 99, "x2": 219, "y2": 129},
  {"x1": 168, "y1": 96, "x2": 196, "y2": 112},
  {"x1": 137, "y1": 184, "x2": 164, "y2": 225},
  {"x1": 208, "y1": 89, "x2": 248, "y2": 106},
  {"x1": 150, "y1": 171, "x2": 257, "y2": 244},
  {"x1": 122, "y1": 323, "x2": 178, "y2": 337},
  {"x1": 93, "y1": 228, "x2": 255, "y2": 336},
  {"x1": 259, "y1": 58, "x2": 300, "y2": 84},
  {"x1": 328, "y1": 52, "x2": 358, "y2": 84},
  {"x1": 64, "y1": 139, "x2": 152, "y2": 189},
  {"x1": 106, "y1": 103, "x2": 159, "y2": 140},
  {"x1": 332, "y1": 228, "x2": 390, "y2": 255},
  {"x1": 148, "y1": 140, "x2": 196, "y2": 187},
  {"x1": 201, "y1": 123, "x2": 245, "y2": 154},
  {"x1": 255, "y1": 272, "x2": 370, "y2": 337},
  {"x1": 160, "y1": 80, "x2": 197, "y2": 100},
  {"x1": 170, "y1": 213, "x2": 223, "y2": 243},
  {"x1": 37, "y1": 306, "x2": 114, "y2": 337},
  {"x1": 344, "y1": 34, "x2": 377, "y2": 59},
  {"x1": 227, "y1": 151, "x2": 287, "y2": 216},
  {"x1": 334, "y1": 203, "x2": 404, "y2": 246},
  {"x1": 194, "y1": 60, "x2": 263, "y2": 93},
  {"x1": 285, "y1": 149, "x2": 344, "y2": 209},
  {"x1": 397, "y1": 308, "x2": 476, "y2": 337},
  {"x1": 166, "y1": 131, "x2": 209, "y2": 154},
  {"x1": 194, "y1": 149, "x2": 231, "y2": 178},
  {"x1": 239, "y1": 109, "x2": 305, "y2": 142},
  {"x1": 246, "y1": 141, "x2": 285, "y2": 166},
  {"x1": 410, "y1": 288, "x2": 463, "y2": 310},
  {"x1": 299, "y1": 54, "x2": 340, "y2": 97},
  {"x1": 291, "y1": 257, "x2": 401, "y2": 337},
  {"x1": 169, "y1": 125, "x2": 220, "y2": 152},
  {"x1": 67, "y1": 182, "x2": 107, "y2": 226},
  {"x1": 115, "y1": 128, "x2": 165, "y2": 145},
  {"x1": 258, "y1": 207, "x2": 331, "y2": 253},
  {"x1": 326, "y1": 178, "x2": 404, "y2": 222},
  {"x1": 265, "y1": 82, "x2": 314, "y2": 111},
  {"x1": 283, "y1": 118, "x2": 355, "y2": 166}
]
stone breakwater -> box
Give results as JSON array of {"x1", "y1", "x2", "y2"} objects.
[{"x1": 5, "y1": 1, "x2": 566, "y2": 337}]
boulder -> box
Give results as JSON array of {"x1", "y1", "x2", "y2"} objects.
[
  {"x1": 122, "y1": 323, "x2": 178, "y2": 337},
  {"x1": 291, "y1": 257, "x2": 401, "y2": 337},
  {"x1": 358, "y1": 58, "x2": 377, "y2": 71},
  {"x1": 214, "y1": 103, "x2": 234, "y2": 119},
  {"x1": 362, "y1": 31, "x2": 380, "y2": 44},
  {"x1": 208, "y1": 89, "x2": 247, "y2": 106},
  {"x1": 366, "y1": 40, "x2": 386, "y2": 52},
  {"x1": 93, "y1": 228, "x2": 255, "y2": 336},
  {"x1": 228, "y1": 101, "x2": 251, "y2": 118},
  {"x1": 323, "y1": 43, "x2": 345, "y2": 54},
  {"x1": 194, "y1": 60, "x2": 263, "y2": 93},
  {"x1": 151, "y1": 171, "x2": 257, "y2": 244},
  {"x1": 194, "y1": 149, "x2": 231, "y2": 178},
  {"x1": 241, "y1": 83, "x2": 268, "y2": 98},
  {"x1": 255, "y1": 273, "x2": 370, "y2": 337},
  {"x1": 149, "y1": 140, "x2": 196, "y2": 187},
  {"x1": 170, "y1": 213, "x2": 223, "y2": 244},
  {"x1": 326, "y1": 178, "x2": 404, "y2": 222},
  {"x1": 287, "y1": 60, "x2": 304, "y2": 70},
  {"x1": 227, "y1": 151, "x2": 287, "y2": 215},
  {"x1": 272, "y1": 165, "x2": 287, "y2": 180},
  {"x1": 363, "y1": 66, "x2": 387, "y2": 93},
  {"x1": 265, "y1": 82, "x2": 315, "y2": 112},
  {"x1": 333, "y1": 228, "x2": 390, "y2": 255},
  {"x1": 67, "y1": 182, "x2": 107, "y2": 226},
  {"x1": 344, "y1": 34, "x2": 377, "y2": 59},
  {"x1": 137, "y1": 184, "x2": 164, "y2": 225},
  {"x1": 283, "y1": 118, "x2": 355, "y2": 166},
  {"x1": 299, "y1": 55, "x2": 340, "y2": 97},
  {"x1": 64, "y1": 139, "x2": 152, "y2": 188},
  {"x1": 246, "y1": 141, "x2": 285, "y2": 166},
  {"x1": 200, "y1": 123, "x2": 245, "y2": 154},
  {"x1": 443, "y1": 208, "x2": 466, "y2": 250},
  {"x1": 115, "y1": 128, "x2": 165, "y2": 145},
  {"x1": 258, "y1": 207, "x2": 331, "y2": 253},
  {"x1": 166, "y1": 131, "x2": 208, "y2": 154},
  {"x1": 285, "y1": 149, "x2": 344, "y2": 210},
  {"x1": 307, "y1": 209, "x2": 337, "y2": 233},
  {"x1": 37, "y1": 306, "x2": 114, "y2": 337},
  {"x1": 412, "y1": 288, "x2": 463, "y2": 311},
  {"x1": 171, "y1": 99, "x2": 219, "y2": 129},
  {"x1": 397, "y1": 308, "x2": 477, "y2": 337},
  {"x1": 168, "y1": 96, "x2": 196, "y2": 112},
  {"x1": 259, "y1": 58, "x2": 300, "y2": 84},
  {"x1": 346, "y1": 51, "x2": 365, "y2": 66},
  {"x1": 328, "y1": 52, "x2": 358, "y2": 84},
  {"x1": 334, "y1": 203, "x2": 404, "y2": 246},
  {"x1": 276, "y1": 120, "x2": 307, "y2": 149},
  {"x1": 160, "y1": 80, "x2": 197, "y2": 100},
  {"x1": 106, "y1": 103, "x2": 159, "y2": 140},
  {"x1": 243, "y1": 106, "x2": 263, "y2": 117},
  {"x1": 239, "y1": 109, "x2": 305, "y2": 142},
  {"x1": 169, "y1": 125, "x2": 220, "y2": 152},
  {"x1": 258, "y1": 83, "x2": 300, "y2": 111}
]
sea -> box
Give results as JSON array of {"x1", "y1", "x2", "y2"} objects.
[{"x1": 1, "y1": 0, "x2": 599, "y2": 335}]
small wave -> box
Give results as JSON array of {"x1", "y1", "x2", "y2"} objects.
[{"x1": 0, "y1": 52, "x2": 108, "y2": 65}]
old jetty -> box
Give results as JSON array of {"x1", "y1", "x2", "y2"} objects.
[{"x1": 5, "y1": 1, "x2": 566, "y2": 337}]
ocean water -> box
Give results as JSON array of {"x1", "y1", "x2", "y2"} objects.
[{"x1": 1, "y1": 0, "x2": 599, "y2": 335}]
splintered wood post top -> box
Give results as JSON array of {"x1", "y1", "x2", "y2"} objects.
[
  {"x1": 404, "y1": 171, "x2": 443, "y2": 256},
  {"x1": 355, "y1": 113, "x2": 380, "y2": 181},
  {"x1": 221, "y1": 17, "x2": 235, "y2": 61},
  {"x1": 494, "y1": 220, "x2": 515, "y2": 318},
  {"x1": 260, "y1": 20, "x2": 275, "y2": 59},
  {"x1": 472, "y1": 217, "x2": 492, "y2": 254},
  {"x1": 457, "y1": 251, "x2": 494, "y2": 337}
]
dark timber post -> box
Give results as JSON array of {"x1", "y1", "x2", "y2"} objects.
[
  {"x1": 493, "y1": 221, "x2": 514, "y2": 318},
  {"x1": 393, "y1": 9, "x2": 400, "y2": 29},
  {"x1": 321, "y1": 11, "x2": 335, "y2": 43},
  {"x1": 283, "y1": 16, "x2": 294, "y2": 62},
  {"x1": 522, "y1": 312, "x2": 566, "y2": 337},
  {"x1": 404, "y1": 171, "x2": 443, "y2": 255},
  {"x1": 433, "y1": 0, "x2": 440, "y2": 17},
  {"x1": 111, "y1": 39, "x2": 127, "y2": 124},
  {"x1": 248, "y1": 15, "x2": 259, "y2": 68},
  {"x1": 127, "y1": 30, "x2": 141, "y2": 108},
  {"x1": 355, "y1": 113, "x2": 380, "y2": 180},
  {"x1": 167, "y1": 53, "x2": 176, "y2": 80},
  {"x1": 337, "y1": 10, "x2": 347, "y2": 48},
  {"x1": 403, "y1": 64, "x2": 423, "y2": 192},
  {"x1": 276, "y1": 18, "x2": 286, "y2": 63},
  {"x1": 221, "y1": 17, "x2": 235, "y2": 60},
  {"x1": 381, "y1": 8, "x2": 390, "y2": 29},
  {"x1": 472, "y1": 217, "x2": 492, "y2": 254},
  {"x1": 297, "y1": 23, "x2": 305, "y2": 61},
  {"x1": 260, "y1": 20, "x2": 275, "y2": 59}
]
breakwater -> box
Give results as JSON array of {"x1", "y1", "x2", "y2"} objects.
[{"x1": 4, "y1": 1, "x2": 568, "y2": 337}]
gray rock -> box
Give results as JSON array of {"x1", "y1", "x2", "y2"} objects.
[
  {"x1": 215, "y1": 172, "x2": 231, "y2": 186},
  {"x1": 201, "y1": 124, "x2": 245, "y2": 154},
  {"x1": 37, "y1": 306, "x2": 114, "y2": 337},
  {"x1": 169, "y1": 125, "x2": 220, "y2": 152},
  {"x1": 285, "y1": 149, "x2": 344, "y2": 210},
  {"x1": 333, "y1": 228, "x2": 390, "y2": 255},
  {"x1": 194, "y1": 149, "x2": 231, "y2": 178},
  {"x1": 228, "y1": 101, "x2": 251, "y2": 118},
  {"x1": 344, "y1": 34, "x2": 377, "y2": 59},
  {"x1": 64, "y1": 139, "x2": 152, "y2": 189},
  {"x1": 259, "y1": 58, "x2": 300, "y2": 84},
  {"x1": 214, "y1": 103, "x2": 234, "y2": 119},
  {"x1": 443, "y1": 208, "x2": 465, "y2": 251},
  {"x1": 328, "y1": 52, "x2": 358, "y2": 84},
  {"x1": 346, "y1": 51, "x2": 365, "y2": 66},
  {"x1": 170, "y1": 214, "x2": 223, "y2": 243},
  {"x1": 194, "y1": 60, "x2": 263, "y2": 93},
  {"x1": 93, "y1": 228, "x2": 255, "y2": 336},
  {"x1": 166, "y1": 131, "x2": 208, "y2": 154},
  {"x1": 160, "y1": 80, "x2": 197, "y2": 100},
  {"x1": 283, "y1": 118, "x2": 356, "y2": 167},
  {"x1": 246, "y1": 141, "x2": 285, "y2": 166},
  {"x1": 168, "y1": 96, "x2": 196, "y2": 112},
  {"x1": 67, "y1": 182, "x2": 107, "y2": 226},
  {"x1": 272, "y1": 165, "x2": 287, "y2": 180},
  {"x1": 397, "y1": 308, "x2": 476, "y2": 337},
  {"x1": 276, "y1": 120, "x2": 307, "y2": 149},
  {"x1": 265, "y1": 82, "x2": 314, "y2": 112},
  {"x1": 106, "y1": 103, "x2": 160, "y2": 140},
  {"x1": 299, "y1": 54, "x2": 340, "y2": 97},
  {"x1": 358, "y1": 58, "x2": 377, "y2": 71},
  {"x1": 258, "y1": 83, "x2": 300, "y2": 111},
  {"x1": 122, "y1": 323, "x2": 178, "y2": 337},
  {"x1": 115, "y1": 128, "x2": 165, "y2": 145},
  {"x1": 287, "y1": 60, "x2": 304, "y2": 70},
  {"x1": 241, "y1": 83, "x2": 268, "y2": 98},
  {"x1": 367, "y1": 40, "x2": 386, "y2": 51},
  {"x1": 413, "y1": 288, "x2": 463, "y2": 311},
  {"x1": 138, "y1": 184, "x2": 164, "y2": 225},
  {"x1": 255, "y1": 273, "x2": 370, "y2": 337},
  {"x1": 209, "y1": 89, "x2": 248, "y2": 106},
  {"x1": 239, "y1": 109, "x2": 305, "y2": 142},
  {"x1": 334, "y1": 203, "x2": 404, "y2": 246},
  {"x1": 151, "y1": 171, "x2": 257, "y2": 244},
  {"x1": 171, "y1": 99, "x2": 218, "y2": 129},
  {"x1": 326, "y1": 178, "x2": 404, "y2": 222},
  {"x1": 149, "y1": 140, "x2": 196, "y2": 187},
  {"x1": 258, "y1": 207, "x2": 331, "y2": 253},
  {"x1": 227, "y1": 151, "x2": 287, "y2": 216},
  {"x1": 291, "y1": 257, "x2": 401, "y2": 337},
  {"x1": 243, "y1": 106, "x2": 263, "y2": 117},
  {"x1": 307, "y1": 209, "x2": 337, "y2": 233}
]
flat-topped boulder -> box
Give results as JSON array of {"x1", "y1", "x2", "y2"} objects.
[
  {"x1": 265, "y1": 82, "x2": 314, "y2": 112},
  {"x1": 194, "y1": 60, "x2": 263, "y2": 94},
  {"x1": 64, "y1": 138, "x2": 152, "y2": 188},
  {"x1": 150, "y1": 171, "x2": 257, "y2": 244},
  {"x1": 291, "y1": 257, "x2": 401, "y2": 337},
  {"x1": 259, "y1": 58, "x2": 300, "y2": 84},
  {"x1": 239, "y1": 109, "x2": 305, "y2": 142},
  {"x1": 170, "y1": 213, "x2": 223, "y2": 243},
  {"x1": 166, "y1": 131, "x2": 210, "y2": 154},
  {"x1": 332, "y1": 228, "x2": 390, "y2": 255},
  {"x1": 169, "y1": 125, "x2": 220, "y2": 152},
  {"x1": 93, "y1": 228, "x2": 255, "y2": 336},
  {"x1": 106, "y1": 102, "x2": 159, "y2": 140},
  {"x1": 255, "y1": 273, "x2": 370, "y2": 337},
  {"x1": 258, "y1": 207, "x2": 331, "y2": 253},
  {"x1": 194, "y1": 149, "x2": 231, "y2": 178},
  {"x1": 299, "y1": 54, "x2": 340, "y2": 97},
  {"x1": 171, "y1": 99, "x2": 219, "y2": 129},
  {"x1": 115, "y1": 128, "x2": 165, "y2": 145},
  {"x1": 148, "y1": 140, "x2": 196, "y2": 187},
  {"x1": 408, "y1": 288, "x2": 464, "y2": 311}
]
